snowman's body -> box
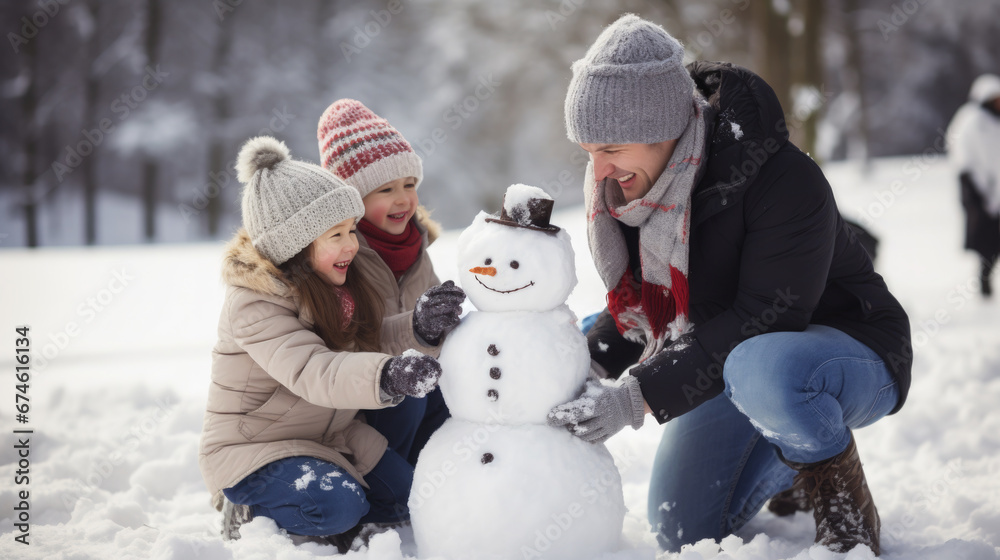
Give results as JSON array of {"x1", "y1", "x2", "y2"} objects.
[{"x1": 410, "y1": 186, "x2": 626, "y2": 560}]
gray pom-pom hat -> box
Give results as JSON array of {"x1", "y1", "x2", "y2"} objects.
[
  {"x1": 565, "y1": 13, "x2": 695, "y2": 144},
  {"x1": 236, "y1": 136, "x2": 365, "y2": 266}
]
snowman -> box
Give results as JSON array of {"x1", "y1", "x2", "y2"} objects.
[{"x1": 410, "y1": 184, "x2": 626, "y2": 560}]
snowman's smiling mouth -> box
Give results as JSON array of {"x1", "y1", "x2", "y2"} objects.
[{"x1": 475, "y1": 276, "x2": 535, "y2": 294}]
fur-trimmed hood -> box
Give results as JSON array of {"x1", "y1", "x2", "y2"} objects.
[
  {"x1": 220, "y1": 228, "x2": 291, "y2": 297},
  {"x1": 415, "y1": 204, "x2": 441, "y2": 244}
]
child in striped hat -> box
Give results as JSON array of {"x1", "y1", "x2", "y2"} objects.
[{"x1": 317, "y1": 98, "x2": 461, "y2": 465}]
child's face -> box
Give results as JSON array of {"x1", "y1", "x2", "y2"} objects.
[
  {"x1": 309, "y1": 218, "x2": 359, "y2": 286},
  {"x1": 362, "y1": 176, "x2": 419, "y2": 235}
]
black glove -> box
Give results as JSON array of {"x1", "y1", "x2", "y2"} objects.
[
  {"x1": 379, "y1": 351, "x2": 443, "y2": 398},
  {"x1": 413, "y1": 280, "x2": 465, "y2": 345}
]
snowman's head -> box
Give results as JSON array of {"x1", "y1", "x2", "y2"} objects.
[{"x1": 458, "y1": 186, "x2": 576, "y2": 312}]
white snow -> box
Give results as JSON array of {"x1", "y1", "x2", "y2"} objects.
[
  {"x1": 410, "y1": 420, "x2": 626, "y2": 560},
  {"x1": 437, "y1": 309, "x2": 590, "y2": 425},
  {"x1": 319, "y1": 471, "x2": 342, "y2": 492},
  {"x1": 414, "y1": 186, "x2": 625, "y2": 558},
  {"x1": 293, "y1": 465, "x2": 317, "y2": 491},
  {"x1": 457, "y1": 211, "x2": 577, "y2": 313},
  {"x1": 729, "y1": 121, "x2": 744, "y2": 140},
  {"x1": 0, "y1": 156, "x2": 998, "y2": 559}
]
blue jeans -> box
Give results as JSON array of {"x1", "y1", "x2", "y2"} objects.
[
  {"x1": 648, "y1": 325, "x2": 899, "y2": 552},
  {"x1": 223, "y1": 396, "x2": 429, "y2": 536}
]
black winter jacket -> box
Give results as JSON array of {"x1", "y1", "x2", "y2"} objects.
[{"x1": 587, "y1": 62, "x2": 912, "y2": 423}]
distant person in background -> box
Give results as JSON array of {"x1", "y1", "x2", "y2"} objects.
[
  {"x1": 947, "y1": 74, "x2": 1000, "y2": 298},
  {"x1": 317, "y1": 99, "x2": 461, "y2": 465},
  {"x1": 199, "y1": 136, "x2": 461, "y2": 552},
  {"x1": 548, "y1": 14, "x2": 912, "y2": 555}
]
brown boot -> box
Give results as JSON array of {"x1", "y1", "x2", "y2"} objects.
[
  {"x1": 783, "y1": 434, "x2": 880, "y2": 555},
  {"x1": 767, "y1": 471, "x2": 811, "y2": 517}
]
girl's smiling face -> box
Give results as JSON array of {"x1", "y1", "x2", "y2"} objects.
[
  {"x1": 308, "y1": 218, "x2": 359, "y2": 286},
  {"x1": 362, "y1": 176, "x2": 419, "y2": 235}
]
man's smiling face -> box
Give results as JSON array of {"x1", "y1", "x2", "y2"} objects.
[{"x1": 579, "y1": 140, "x2": 678, "y2": 203}]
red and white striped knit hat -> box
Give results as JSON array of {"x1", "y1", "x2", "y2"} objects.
[{"x1": 317, "y1": 99, "x2": 423, "y2": 198}]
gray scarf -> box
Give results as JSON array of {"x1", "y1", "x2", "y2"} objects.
[{"x1": 584, "y1": 92, "x2": 713, "y2": 362}]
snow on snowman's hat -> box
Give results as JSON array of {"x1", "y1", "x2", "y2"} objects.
[{"x1": 485, "y1": 184, "x2": 560, "y2": 234}]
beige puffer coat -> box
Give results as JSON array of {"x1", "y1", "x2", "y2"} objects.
[
  {"x1": 355, "y1": 206, "x2": 444, "y2": 358},
  {"x1": 199, "y1": 229, "x2": 399, "y2": 510}
]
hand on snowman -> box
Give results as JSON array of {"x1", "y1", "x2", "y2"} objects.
[
  {"x1": 413, "y1": 280, "x2": 466, "y2": 345},
  {"x1": 547, "y1": 376, "x2": 646, "y2": 444},
  {"x1": 380, "y1": 350, "x2": 443, "y2": 399}
]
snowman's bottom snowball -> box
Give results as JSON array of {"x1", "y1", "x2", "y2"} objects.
[{"x1": 410, "y1": 419, "x2": 626, "y2": 560}]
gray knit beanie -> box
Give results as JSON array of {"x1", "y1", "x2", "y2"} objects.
[
  {"x1": 565, "y1": 13, "x2": 695, "y2": 144},
  {"x1": 237, "y1": 136, "x2": 365, "y2": 265}
]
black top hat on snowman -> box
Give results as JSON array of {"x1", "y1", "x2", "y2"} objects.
[{"x1": 485, "y1": 188, "x2": 561, "y2": 234}]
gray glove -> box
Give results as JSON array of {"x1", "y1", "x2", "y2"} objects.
[
  {"x1": 413, "y1": 280, "x2": 465, "y2": 345},
  {"x1": 547, "y1": 376, "x2": 646, "y2": 444},
  {"x1": 379, "y1": 351, "x2": 442, "y2": 398}
]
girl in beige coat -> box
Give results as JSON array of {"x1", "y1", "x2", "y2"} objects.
[{"x1": 198, "y1": 136, "x2": 463, "y2": 546}]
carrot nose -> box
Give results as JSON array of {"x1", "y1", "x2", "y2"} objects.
[{"x1": 469, "y1": 266, "x2": 497, "y2": 276}]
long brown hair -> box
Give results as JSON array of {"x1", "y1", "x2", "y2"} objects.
[{"x1": 279, "y1": 246, "x2": 383, "y2": 352}]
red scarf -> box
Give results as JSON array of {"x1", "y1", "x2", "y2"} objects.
[{"x1": 358, "y1": 219, "x2": 422, "y2": 279}]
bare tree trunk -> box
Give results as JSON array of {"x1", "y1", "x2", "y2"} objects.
[
  {"x1": 82, "y1": 0, "x2": 101, "y2": 245},
  {"x1": 792, "y1": 0, "x2": 825, "y2": 159},
  {"x1": 206, "y1": 10, "x2": 234, "y2": 237},
  {"x1": 842, "y1": 0, "x2": 871, "y2": 169},
  {"x1": 142, "y1": 0, "x2": 162, "y2": 241},
  {"x1": 20, "y1": 24, "x2": 39, "y2": 248},
  {"x1": 752, "y1": 1, "x2": 793, "y2": 124}
]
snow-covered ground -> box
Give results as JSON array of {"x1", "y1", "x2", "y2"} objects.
[{"x1": 1, "y1": 156, "x2": 998, "y2": 559}]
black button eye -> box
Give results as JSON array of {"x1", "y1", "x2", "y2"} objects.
[
  {"x1": 484, "y1": 258, "x2": 492, "y2": 265},
  {"x1": 510, "y1": 261, "x2": 519, "y2": 269}
]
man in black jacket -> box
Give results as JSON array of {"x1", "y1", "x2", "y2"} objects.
[{"x1": 548, "y1": 14, "x2": 911, "y2": 555}]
